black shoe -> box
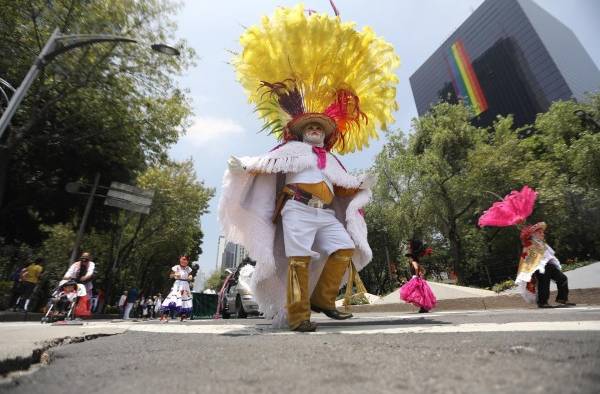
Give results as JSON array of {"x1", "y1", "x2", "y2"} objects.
[
  {"x1": 311, "y1": 304, "x2": 353, "y2": 320},
  {"x1": 418, "y1": 307, "x2": 429, "y2": 313},
  {"x1": 538, "y1": 303, "x2": 553, "y2": 308},
  {"x1": 556, "y1": 300, "x2": 576, "y2": 307},
  {"x1": 292, "y1": 320, "x2": 317, "y2": 332}
]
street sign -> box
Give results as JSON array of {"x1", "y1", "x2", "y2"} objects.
[
  {"x1": 106, "y1": 189, "x2": 153, "y2": 206},
  {"x1": 107, "y1": 182, "x2": 155, "y2": 199},
  {"x1": 104, "y1": 182, "x2": 154, "y2": 214},
  {"x1": 104, "y1": 197, "x2": 151, "y2": 214}
]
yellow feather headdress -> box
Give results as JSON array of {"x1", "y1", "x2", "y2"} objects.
[{"x1": 233, "y1": 4, "x2": 400, "y2": 154}]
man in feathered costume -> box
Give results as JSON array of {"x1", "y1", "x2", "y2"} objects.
[
  {"x1": 479, "y1": 186, "x2": 575, "y2": 307},
  {"x1": 218, "y1": 5, "x2": 399, "y2": 331},
  {"x1": 515, "y1": 222, "x2": 574, "y2": 307}
]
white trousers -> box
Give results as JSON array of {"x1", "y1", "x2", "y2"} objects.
[
  {"x1": 281, "y1": 200, "x2": 354, "y2": 258},
  {"x1": 123, "y1": 302, "x2": 134, "y2": 319}
]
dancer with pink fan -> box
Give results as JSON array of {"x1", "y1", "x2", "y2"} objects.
[
  {"x1": 399, "y1": 239, "x2": 437, "y2": 313},
  {"x1": 478, "y1": 186, "x2": 574, "y2": 308}
]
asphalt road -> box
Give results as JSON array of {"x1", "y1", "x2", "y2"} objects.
[{"x1": 1, "y1": 308, "x2": 599, "y2": 394}]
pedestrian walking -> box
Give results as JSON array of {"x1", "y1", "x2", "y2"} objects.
[
  {"x1": 63, "y1": 252, "x2": 95, "y2": 294},
  {"x1": 8, "y1": 263, "x2": 26, "y2": 311},
  {"x1": 118, "y1": 291, "x2": 127, "y2": 317},
  {"x1": 123, "y1": 287, "x2": 138, "y2": 320},
  {"x1": 145, "y1": 296, "x2": 155, "y2": 319},
  {"x1": 61, "y1": 252, "x2": 95, "y2": 316},
  {"x1": 154, "y1": 294, "x2": 162, "y2": 317},
  {"x1": 15, "y1": 257, "x2": 45, "y2": 311}
]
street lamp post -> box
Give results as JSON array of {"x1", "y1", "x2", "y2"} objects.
[
  {"x1": 0, "y1": 27, "x2": 180, "y2": 141},
  {"x1": 0, "y1": 77, "x2": 16, "y2": 106}
]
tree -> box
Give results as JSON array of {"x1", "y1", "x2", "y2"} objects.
[
  {"x1": 367, "y1": 96, "x2": 600, "y2": 291},
  {"x1": 517, "y1": 98, "x2": 600, "y2": 260},
  {"x1": 102, "y1": 159, "x2": 214, "y2": 303},
  {"x1": 205, "y1": 269, "x2": 228, "y2": 292},
  {"x1": 0, "y1": 0, "x2": 195, "y2": 245}
]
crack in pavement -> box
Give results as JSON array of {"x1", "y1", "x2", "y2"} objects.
[{"x1": 0, "y1": 333, "x2": 121, "y2": 383}]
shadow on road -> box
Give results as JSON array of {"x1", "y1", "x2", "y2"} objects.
[{"x1": 315, "y1": 317, "x2": 450, "y2": 328}]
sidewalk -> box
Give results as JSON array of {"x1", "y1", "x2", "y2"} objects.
[
  {"x1": 0, "y1": 311, "x2": 120, "y2": 323},
  {"x1": 347, "y1": 288, "x2": 600, "y2": 313}
]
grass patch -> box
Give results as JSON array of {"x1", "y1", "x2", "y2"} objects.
[
  {"x1": 561, "y1": 259, "x2": 597, "y2": 272},
  {"x1": 491, "y1": 279, "x2": 515, "y2": 293}
]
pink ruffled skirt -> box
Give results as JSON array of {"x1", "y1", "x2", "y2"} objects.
[{"x1": 400, "y1": 276, "x2": 437, "y2": 311}]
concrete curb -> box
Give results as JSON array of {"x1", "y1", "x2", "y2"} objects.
[
  {"x1": 0, "y1": 312, "x2": 120, "y2": 323},
  {"x1": 347, "y1": 288, "x2": 600, "y2": 313}
]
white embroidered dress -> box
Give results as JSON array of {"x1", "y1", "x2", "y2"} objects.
[{"x1": 161, "y1": 265, "x2": 193, "y2": 314}]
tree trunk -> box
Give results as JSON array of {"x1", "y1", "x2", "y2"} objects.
[{"x1": 447, "y1": 218, "x2": 464, "y2": 283}]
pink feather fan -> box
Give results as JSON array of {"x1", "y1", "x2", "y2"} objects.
[{"x1": 478, "y1": 186, "x2": 537, "y2": 227}]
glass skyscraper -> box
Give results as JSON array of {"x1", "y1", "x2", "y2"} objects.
[{"x1": 410, "y1": 0, "x2": 600, "y2": 127}]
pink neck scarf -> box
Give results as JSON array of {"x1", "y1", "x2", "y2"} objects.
[{"x1": 312, "y1": 146, "x2": 327, "y2": 169}]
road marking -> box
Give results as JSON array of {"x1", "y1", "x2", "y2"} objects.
[
  {"x1": 329, "y1": 320, "x2": 600, "y2": 335},
  {"x1": 117, "y1": 320, "x2": 600, "y2": 335},
  {"x1": 127, "y1": 324, "x2": 253, "y2": 334}
]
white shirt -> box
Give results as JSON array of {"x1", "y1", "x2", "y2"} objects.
[
  {"x1": 64, "y1": 260, "x2": 95, "y2": 292},
  {"x1": 286, "y1": 166, "x2": 334, "y2": 192},
  {"x1": 64, "y1": 261, "x2": 95, "y2": 281},
  {"x1": 118, "y1": 295, "x2": 127, "y2": 307}
]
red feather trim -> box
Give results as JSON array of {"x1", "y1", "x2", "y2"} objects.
[{"x1": 324, "y1": 89, "x2": 368, "y2": 134}]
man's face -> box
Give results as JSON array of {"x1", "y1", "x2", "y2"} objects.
[
  {"x1": 302, "y1": 122, "x2": 325, "y2": 146},
  {"x1": 532, "y1": 229, "x2": 545, "y2": 240}
]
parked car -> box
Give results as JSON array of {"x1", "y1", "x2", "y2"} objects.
[{"x1": 219, "y1": 261, "x2": 260, "y2": 318}]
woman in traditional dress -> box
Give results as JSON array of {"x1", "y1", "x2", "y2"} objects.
[
  {"x1": 160, "y1": 256, "x2": 194, "y2": 322},
  {"x1": 399, "y1": 240, "x2": 437, "y2": 313}
]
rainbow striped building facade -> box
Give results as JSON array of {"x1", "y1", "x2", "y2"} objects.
[{"x1": 445, "y1": 40, "x2": 488, "y2": 116}]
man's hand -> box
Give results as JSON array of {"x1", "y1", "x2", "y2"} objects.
[
  {"x1": 359, "y1": 173, "x2": 378, "y2": 190},
  {"x1": 228, "y1": 156, "x2": 246, "y2": 174}
]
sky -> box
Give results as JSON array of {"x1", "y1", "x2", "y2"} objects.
[{"x1": 169, "y1": 0, "x2": 600, "y2": 277}]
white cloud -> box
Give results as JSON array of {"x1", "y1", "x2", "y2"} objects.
[{"x1": 181, "y1": 116, "x2": 244, "y2": 146}]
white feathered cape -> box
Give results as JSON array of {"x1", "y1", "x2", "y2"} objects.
[{"x1": 218, "y1": 141, "x2": 373, "y2": 327}]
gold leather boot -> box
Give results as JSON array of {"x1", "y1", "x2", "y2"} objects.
[
  {"x1": 286, "y1": 256, "x2": 316, "y2": 331},
  {"x1": 310, "y1": 248, "x2": 354, "y2": 320}
]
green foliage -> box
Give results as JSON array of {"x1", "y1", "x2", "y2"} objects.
[
  {"x1": 103, "y1": 305, "x2": 120, "y2": 314},
  {"x1": 0, "y1": 0, "x2": 196, "y2": 244},
  {"x1": 205, "y1": 269, "x2": 228, "y2": 292},
  {"x1": 366, "y1": 96, "x2": 600, "y2": 289},
  {"x1": 561, "y1": 259, "x2": 596, "y2": 272},
  {"x1": 0, "y1": 280, "x2": 13, "y2": 310},
  {"x1": 491, "y1": 279, "x2": 515, "y2": 293},
  {"x1": 348, "y1": 293, "x2": 370, "y2": 306},
  {"x1": 37, "y1": 223, "x2": 76, "y2": 285},
  {"x1": 0, "y1": 1, "x2": 215, "y2": 308}
]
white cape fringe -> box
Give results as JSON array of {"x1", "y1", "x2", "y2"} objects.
[{"x1": 218, "y1": 142, "x2": 372, "y2": 328}]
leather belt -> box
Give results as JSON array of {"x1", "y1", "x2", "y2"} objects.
[{"x1": 284, "y1": 184, "x2": 332, "y2": 210}]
